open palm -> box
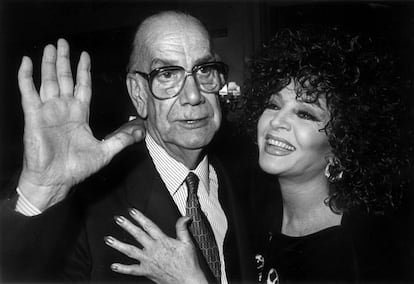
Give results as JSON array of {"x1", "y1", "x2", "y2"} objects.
[{"x1": 18, "y1": 39, "x2": 143, "y2": 210}]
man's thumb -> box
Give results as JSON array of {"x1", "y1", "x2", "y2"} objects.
[{"x1": 102, "y1": 126, "x2": 145, "y2": 161}]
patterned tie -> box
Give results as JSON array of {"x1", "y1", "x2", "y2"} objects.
[{"x1": 185, "y1": 172, "x2": 222, "y2": 282}]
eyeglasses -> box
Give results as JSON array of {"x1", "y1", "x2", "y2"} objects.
[{"x1": 131, "y1": 61, "x2": 229, "y2": 100}]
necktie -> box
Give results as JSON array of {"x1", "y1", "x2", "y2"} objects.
[{"x1": 185, "y1": 172, "x2": 222, "y2": 282}]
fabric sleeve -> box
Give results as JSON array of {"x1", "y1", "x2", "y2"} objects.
[{"x1": 15, "y1": 187, "x2": 42, "y2": 216}]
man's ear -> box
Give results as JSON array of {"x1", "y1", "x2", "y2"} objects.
[{"x1": 126, "y1": 74, "x2": 148, "y2": 119}]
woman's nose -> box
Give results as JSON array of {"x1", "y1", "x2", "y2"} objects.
[{"x1": 270, "y1": 110, "x2": 291, "y2": 130}]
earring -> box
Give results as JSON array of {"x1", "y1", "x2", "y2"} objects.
[{"x1": 324, "y1": 157, "x2": 344, "y2": 183}]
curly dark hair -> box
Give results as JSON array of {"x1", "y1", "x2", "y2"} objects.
[{"x1": 241, "y1": 26, "x2": 410, "y2": 214}]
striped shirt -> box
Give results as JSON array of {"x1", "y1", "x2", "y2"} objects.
[{"x1": 146, "y1": 134, "x2": 228, "y2": 284}]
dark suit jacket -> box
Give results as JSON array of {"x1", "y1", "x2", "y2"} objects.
[{"x1": 0, "y1": 142, "x2": 254, "y2": 283}]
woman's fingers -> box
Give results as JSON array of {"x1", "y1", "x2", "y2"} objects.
[
  {"x1": 175, "y1": 216, "x2": 192, "y2": 243},
  {"x1": 104, "y1": 236, "x2": 146, "y2": 261},
  {"x1": 128, "y1": 208, "x2": 166, "y2": 240},
  {"x1": 110, "y1": 263, "x2": 146, "y2": 276},
  {"x1": 113, "y1": 216, "x2": 153, "y2": 247}
]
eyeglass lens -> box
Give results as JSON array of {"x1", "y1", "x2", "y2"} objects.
[{"x1": 150, "y1": 63, "x2": 226, "y2": 99}]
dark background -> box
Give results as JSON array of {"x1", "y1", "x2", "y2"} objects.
[{"x1": 0, "y1": 0, "x2": 413, "y2": 269}]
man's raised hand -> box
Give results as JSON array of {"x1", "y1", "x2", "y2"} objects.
[{"x1": 18, "y1": 39, "x2": 144, "y2": 211}]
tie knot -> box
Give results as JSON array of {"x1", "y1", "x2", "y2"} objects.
[{"x1": 185, "y1": 172, "x2": 199, "y2": 194}]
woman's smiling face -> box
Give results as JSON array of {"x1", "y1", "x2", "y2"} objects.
[{"x1": 257, "y1": 81, "x2": 332, "y2": 179}]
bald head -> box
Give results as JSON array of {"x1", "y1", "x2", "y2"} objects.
[{"x1": 128, "y1": 11, "x2": 212, "y2": 72}]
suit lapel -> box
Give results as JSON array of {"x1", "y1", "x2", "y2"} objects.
[
  {"x1": 122, "y1": 144, "x2": 182, "y2": 237},
  {"x1": 212, "y1": 155, "x2": 253, "y2": 282}
]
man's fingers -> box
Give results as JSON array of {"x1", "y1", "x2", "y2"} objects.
[
  {"x1": 56, "y1": 39, "x2": 74, "y2": 98},
  {"x1": 110, "y1": 263, "x2": 146, "y2": 276},
  {"x1": 101, "y1": 123, "x2": 145, "y2": 161},
  {"x1": 101, "y1": 131, "x2": 140, "y2": 162},
  {"x1": 39, "y1": 44, "x2": 59, "y2": 101},
  {"x1": 132, "y1": 128, "x2": 146, "y2": 142},
  {"x1": 114, "y1": 216, "x2": 153, "y2": 247},
  {"x1": 18, "y1": 56, "x2": 41, "y2": 111},
  {"x1": 129, "y1": 208, "x2": 165, "y2": 240},
  {"x1": 104, "y1": 119, "x2": 146, "y2": 142},
  {"x1": 74, "y1": 51, "x2": 92, "y2": 104},
  {"x1": 104, "y1": 236, "x2": 146, "y2": 261},
  {"x1": 176, "y1": 216, "x2": 193, "y2": 243}
]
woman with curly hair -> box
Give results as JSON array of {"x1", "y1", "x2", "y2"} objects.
[{"x1": 245, "y1": 26, "x2": 410, "y2": 283}]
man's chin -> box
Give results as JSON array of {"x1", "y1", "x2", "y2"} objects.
[
  {"x1": 178, "y1": 139, "x2": 212, "y2": 150},
  {"x1": 176, "y1": 133, "x2": 216, "y2": 149}
]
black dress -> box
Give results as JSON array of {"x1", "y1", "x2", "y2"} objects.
[
  {"x1": 257, "y1": 223, "x2": 358, "y2": 283},
  {"x1": 253, "y1": 210, "x2": 410, "y2": 284}
]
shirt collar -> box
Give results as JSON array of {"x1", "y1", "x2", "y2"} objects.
[{"x1": 145, "y1": 134, "x2": 210, "y2": 195}]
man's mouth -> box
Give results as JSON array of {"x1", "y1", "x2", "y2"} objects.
[
  {"x1": 184, "y1": 119, "x2": 203, "y2": 124},
  {"x1": 178, "y1": 117, "x2": 209, "y2": 128}
]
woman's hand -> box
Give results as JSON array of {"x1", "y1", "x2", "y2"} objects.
[{"x1": 105, "y1": 208, "x2": 208, "y2": 284}]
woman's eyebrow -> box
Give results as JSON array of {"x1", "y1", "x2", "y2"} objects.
[{"x1": 299, "y1": 97, "x2": 327, "y2": 111}]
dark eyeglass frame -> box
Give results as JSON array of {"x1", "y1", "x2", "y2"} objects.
[{"x1": 131, "y1": 61, "x2": 229, "y2": 100}]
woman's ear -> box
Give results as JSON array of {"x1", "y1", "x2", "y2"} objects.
[{"x1": 126, "y1": 74, "x2": 148, "y2": 119}]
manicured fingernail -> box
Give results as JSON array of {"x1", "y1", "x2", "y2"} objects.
[
  {"x1": 129, "y1": 208, "x2": 137, "y2": 216},
  {"x1": 104, "y1": 236, "x2": 114, "y2": 245},
  {"x1": 111, "y1": 264, "x2": 118, "y2": 271},
  {"x1": 115, "y1": 216, "x2": 125, "y2": 224}
]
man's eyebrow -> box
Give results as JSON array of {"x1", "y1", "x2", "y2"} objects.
[
  {"x1": 150, "y1": 54, "x2": 216, "y2": 70},
  {"x1": 150, "y1": 58, "x2": 175, "y2": 69},
  {"x1": 193, "y1": 55, "x2": 216, "y2": 66}
]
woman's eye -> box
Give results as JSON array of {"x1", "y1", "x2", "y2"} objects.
[
  {"x1": 265, "y1": 102, "x2": 281, "y2": 110},
  {"x1": 297, "y1": 111, "x2": 318, "y2": 121}
]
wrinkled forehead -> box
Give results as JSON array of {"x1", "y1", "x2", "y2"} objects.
[{"x1": 142, "y1": 18, "x2": 213, "y2": 70}]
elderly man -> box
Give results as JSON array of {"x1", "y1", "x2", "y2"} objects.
[{"x1": 1, "y1": 11, "x2": 253, "y2": 283}]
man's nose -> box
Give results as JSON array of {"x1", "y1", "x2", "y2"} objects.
[{"x1": 179, "y1": 75, "x2": 205, "y2": 105}]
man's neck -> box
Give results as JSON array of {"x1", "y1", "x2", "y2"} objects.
[
  {"x1": 163, "y1": 143, "x2": 205, "y2": 170},
  {"x1": 145, "y1": 133, "x2": 205, "y2": 169}
]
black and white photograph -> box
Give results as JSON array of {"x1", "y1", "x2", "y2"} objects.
[{"x1": 0, "y1": 0, "x2": 413, "y2": 283}]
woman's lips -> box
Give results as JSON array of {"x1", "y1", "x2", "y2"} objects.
[{"x1": 264, "y1": 134, "x2": 296, "y2": 156}]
